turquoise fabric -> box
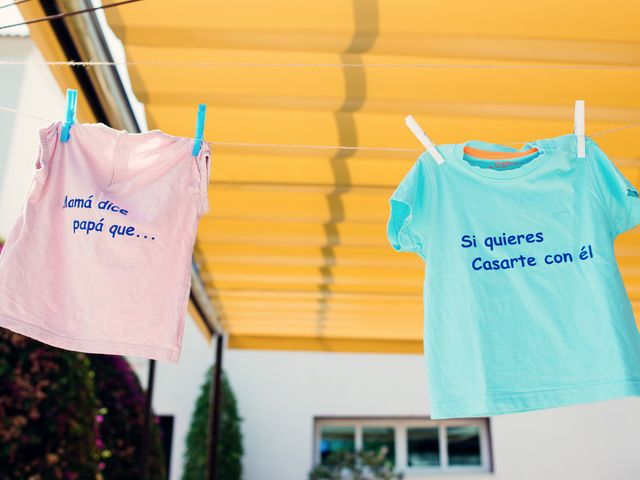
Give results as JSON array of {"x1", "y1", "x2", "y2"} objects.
[{"x1": 387, "y1": 134, "x2": 640, "y2": 419}]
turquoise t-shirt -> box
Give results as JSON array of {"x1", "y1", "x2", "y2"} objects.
[{"x1": 387, "y1": 134, "x2": 640, "y2": 419}]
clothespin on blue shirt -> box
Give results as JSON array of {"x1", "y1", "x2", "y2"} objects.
[
  {"x1": 574, "y1": 100, "x2": 586, "y2": 158},
  {"x1": 404, "y1": 115, "x2": 445, "y2": 165},
  {"x1": 192, "y1": 104, "x2": 207, "y2": 156},
  {"x1": 60, "y1": 88, "x2": 77, "y2": 143}
]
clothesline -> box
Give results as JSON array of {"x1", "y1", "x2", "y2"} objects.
[
  {"x1": 1, "y1": 60, "x2": 640, "y2": 70},
  {"x1": 1, "y1": 104, "x2": 639, "y2": 151},
  {"x1": 0, "y1": 0, "x2": 142, "y2": 31},
  {"x1": 0, "y1": 0, "x2": 31, "y2": 11}
]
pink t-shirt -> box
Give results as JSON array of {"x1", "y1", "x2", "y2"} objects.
[{"x1": 0, "y1": 121, "x2": 211, "y2": 362}]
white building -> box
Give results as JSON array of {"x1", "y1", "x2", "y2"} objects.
[
  {"x1": 1, "y1": 9, "x2": 640, "y2": 480},
  {"x1": 222, "y1": 349, "x2": 640, "y2": 480}
]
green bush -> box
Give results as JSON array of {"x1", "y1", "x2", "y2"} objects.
[
  {"x1": 0, "y1": 328, "x2": 100, "y2": 479},
  {"x1": 309, "y1": 448, "x2": 404, "y2": 480},
  {"x1": 182, "y1": 366, "x2": 243, "y2": 480},
  {"x1": 88, "y1": 354, "x2": 166, "y2": 479}
]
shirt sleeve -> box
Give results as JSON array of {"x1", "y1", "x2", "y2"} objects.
[
  {"x1": 586, "y1": 137, "x2": 640, "y2": 237},
  {"x1": 195, "y1": 142, "x2": 211, "y2": 217},
  {"x1": 386, "y1": 154, "x2": 431, "y2": 261},
  {"x1": 29, "y1": 121, "x2": 59, "y2": 203}
]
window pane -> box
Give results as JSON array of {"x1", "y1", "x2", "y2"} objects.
[
  {"x1": 363, "y1": 427, "x2": 395, "y2": 466},
  {"x1": 407, "y1": 427, "x2": 440, "y2": 467},
  {"x1": 320, "y1": 426, "x2": 355, "y2": 462},
  {"x1": 447, "y1": 425, "x2": 482, "y2": 466}
]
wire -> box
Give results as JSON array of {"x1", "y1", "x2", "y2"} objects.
[
  {"x1": 206, "y1": 140, "x2": 421, "y2": 152},
  {"x1": 588, "y1": 121, "x2": 640, "y2": 137},
  {"x1": 0, "y1": 105, "x2": 53, "y2": 123},
  {"x1": 0, "y1": 0, "x2": 30, "y2": 11},
  {"x1": 0, "y1": 0, "x2": 142, "y2": 31},
  {"x1": 2, "y1": 104, "x2": 640, "y2": 151},
  {"x1": 0, "y1": 60, "x2": 639, "y2": 70}
]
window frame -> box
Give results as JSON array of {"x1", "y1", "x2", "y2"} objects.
[{"x1": 314, "y1": 417, "x2": 492, "y2": 476}]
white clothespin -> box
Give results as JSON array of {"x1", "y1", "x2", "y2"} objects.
[
  {"x1": 574, "y1": 100, "x2": 585, "y2": 158},
  {"x1": 404, "y1": 115, "x2": 445, "y2": 165}
]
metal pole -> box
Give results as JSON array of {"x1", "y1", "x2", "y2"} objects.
[
  {"x1": 140, "y1": 358, "x2": 156, "y2": 480},
  {"x1": 206, "y1": 334, "x2": 225, "y2": 480}
]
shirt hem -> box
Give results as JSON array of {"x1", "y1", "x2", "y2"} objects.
[
  {"x1": 429, "y1": 378, "x2": 640, "y2": 419},
  {"x1": 0, "y1": 311, "x2": 180, "y2": 363}
]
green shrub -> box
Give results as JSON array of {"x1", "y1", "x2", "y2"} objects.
[
  {"x1": 309, "y1": 448, "x2": 404, "y2": 480},
  {"x1": 182, "y1": 366, "x2": 243, "y2": 480}
]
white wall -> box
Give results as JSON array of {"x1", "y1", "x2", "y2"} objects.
[
  {"x1": 0, "y1": 36, "x2": 64, "y2": 238},
  {"x1": 224, "y1": 349, "x2": 640, "y2": 480}
]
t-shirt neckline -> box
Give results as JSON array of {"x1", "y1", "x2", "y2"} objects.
[{"x1": 452, "y1": 139, "x2": 551, "y2": 180}]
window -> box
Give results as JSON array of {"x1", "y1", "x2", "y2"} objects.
[
  {"x1": 363, "y1": 427, "x2": 395, "y2": 466},
  {"x1": 407, "y1": 427, "x2": 440, "y2": 467},
  {"x1": 319, "y1": 425, "x2": 355, "y2": 462},
  {"x1": 314, "y1": 417, "x2": 491, "y2": 476},
  {"x1": 447, "y1": 425, "x2": 482, "y2": 466}
]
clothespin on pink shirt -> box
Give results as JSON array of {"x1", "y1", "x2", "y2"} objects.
[
  {"x1": 574, "y1": 100, "x2": 586, "y2": 158},
  {"x1": 404, "y1": 115, "x2": 446, "y2": 165},
  {"x1": 192, "y1": 104, "x2": 207, "y2": 156},
  {"x1": 60, "y1": 88, "x2": 77, "y2": 143}
]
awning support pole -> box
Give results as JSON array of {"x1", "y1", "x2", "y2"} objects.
[
  {"x1": 140, "y1": 358, "x2": 156, "y2": 480},
  {"x1": 206, "y1": 334, "x2": 225, "y2": 480}
]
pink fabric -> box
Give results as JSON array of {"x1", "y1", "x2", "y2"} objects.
[{"x1": 0, "y1": 121, "x2": 211, "y2": 362}]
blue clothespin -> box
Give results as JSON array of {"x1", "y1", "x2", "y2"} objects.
[
  {"x1": 192, "y1": 104, "x2": 207, "y2": 156},
  {"x1": 60, "y1": 88, "x2": 77, "y2": 143}
]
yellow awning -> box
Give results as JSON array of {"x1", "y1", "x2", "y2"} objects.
[{"x1": 20, "y1": 0, "x2": 640, "y2": 353}]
